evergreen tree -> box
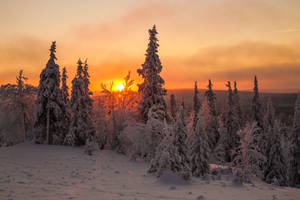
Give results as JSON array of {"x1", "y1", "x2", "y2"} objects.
[
  {"x1": 233, "y1": 81, "x2": 243, "y2": 127},
  {"x1": 61, "y1": 67, "x2": 70, "y2": 139},
  {"x1": 192, "y1": 81, "x2": 201, "y2": 129},
  {"x1": 264, "y1": 120, "x2": 287, "y2": 186},
  {"x1": 263, "y1": 98, "x2": 275, "y2": 131},
  {"x1": 170, "y1": 94, "x2": 177, "y2": 120},
  {"x1": 289, "y1": 94, "x2": 300, "y2": 186},
  {"x1": 16, "y1": 70, "x2": 28, "y2": 141},
  {"x1": 252, "y1": 76, "x2": 263, "y2": 129},
  {"x1": 65, "y1": 59, "x2": 95, "y2": 146},
  {"x1": 181, "y1": 97, "x2": 185, "y2": 109},
  {"x1": 137, "y1": 25, "x2": 168, "y2": 123},
  {"x1": 224, "y1": 81, "x2": 240, "y2": 162},
  {"x1": 190, "y1": 114, "x2": 210, "y2": 177},
  {"x1": 231, "y1": 122, "x2": 266, "y2": 181},
  {"x1": 143, "y1": 104, "x2": 166, "y2": 161},
  {"x1": 83, "y1": 59, "x2": 93, "y2": 115},
  {"x1": 148, "y1": 106, "x2": 191, "y2": 180},
  {"x1": 262, "y1": 98, "x2": 275, "y2": 158},
  {"x1": 16, "y1": 70, "x2": 27, "y2": 97},
  {"x1": 83, "y1": 59, "x2": 90, "y2": 93},
  {"x1": 34, "y1": 41, "x2": 67, "y2": 144},
  {"x1": 204, "y1": 79, "x2": 219, "y2": 150},
  {"x1": 211, "y1": 115, "x2": 227, "y2": 163},
  {"x1": 61, "y1": 67, "x2": 69, "y2": 105}
]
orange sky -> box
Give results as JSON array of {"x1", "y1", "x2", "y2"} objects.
[{"x1": 1, "y1": 0, "x2": 300, "y2": 92}]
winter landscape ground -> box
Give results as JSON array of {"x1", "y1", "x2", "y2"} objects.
[{"x1": 0, "y1": 143, "x2": 299, "y2": 200}]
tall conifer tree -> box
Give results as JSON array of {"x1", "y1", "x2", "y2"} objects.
[
  {"x1": 233, "y1": 81, "x2": 243, "y2": 127},
  {"x1": 190, "y1": 114, "x2": 210, "y2": 177},
  {"x1": 34, "y1": 41, "x2": 67, "y2": 144},
  {"x1": 264, "y1": 120, "x2": 287, "y2": 186},
  {"x1": 192, "y1": 81, "x2": 201, "y2": 129},
  {"x1": 65, "y1": 59, "x2": 95, "y2": 146},
  {"x1": 137, "y1": 25, "x2": 167, "y2": 123},
  {"x1": 170, "y1": 94, "x2": 177, "y2": 120},
  {"x1": 289, "y1": 94, "x2": 300, "y2": 186},
  {"x1": 61, "y1": 67, "x2": 69, "y2": 105},
  {"x1": 148, "y1": 106, "x2": 191, "y2": 180},
  {"x1": 252, "y1": 76, "x2": 263, "y2": 129},
  {"x1": 204, "y1": 79, "x2": 219, "y2": 150},
  {"x1": 223, "y1": 81, "x2": 240, "y2": 162}
]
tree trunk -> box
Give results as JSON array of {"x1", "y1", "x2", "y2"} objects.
[
  {"x1": 23, "y1": 110, "x2": 26, "y2": 142},
  {"x1": 46, "y1": 102, "x2": 50, "y2": 144}
]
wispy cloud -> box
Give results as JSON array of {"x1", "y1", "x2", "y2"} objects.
[{"x1": 276, "y1": 28, "x2": 300, "y2": 33}]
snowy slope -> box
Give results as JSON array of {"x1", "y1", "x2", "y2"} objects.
[{"x1": 0, "y1": 143, "x2": 299, "y2": 200}]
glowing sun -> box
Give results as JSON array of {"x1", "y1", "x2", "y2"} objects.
[{"x1": 114, "y1": 82, "x2": 125, "y2": 91}]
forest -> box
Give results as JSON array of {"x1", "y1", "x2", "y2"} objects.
[{"x1": 0, "y1": 25, "x2": 299, "y2": 189}]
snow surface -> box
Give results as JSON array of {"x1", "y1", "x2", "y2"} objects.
[{"x1": 0, "y1": 143, "x2": 299, "y2": 200}]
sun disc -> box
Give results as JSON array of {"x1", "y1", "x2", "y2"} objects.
[{"x1": 115, "y1": 82, "x2": 125, "y2": 91}]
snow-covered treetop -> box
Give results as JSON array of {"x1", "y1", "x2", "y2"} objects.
[
  {"x1": 233, "y1": 81, "x2": 238, "y2": 95},
  {"x1": 83, "y1": 59, "x2": 90, "y2": 88},
  {"x1": 205, "y1": 79, "x2": 217, "y2": 116},
  {"x1": 76, "y1": 59, "x2": 83, "y2": 78},
  {"x1": 16, "y1": 70, "x2": 28, "y2": 96},
  {"x1": 138, "y1": 25, "x2": 164, "y2": 82},
  {"x1": 49, "y1": 41, "x2": 57, "y2": 61},
  {"x1": 146, "y1": 25, "x2": 159, "y2": 55},
  {"x1": 226, "y1": 81, "x2": 233, "y2": 108},
  {"x1": 252, "y1": 75, "x2": 263, "y2": 128},
  {"x1": 193, "y1": 81, "x2": 200, "y2": 114},
  {"x1": 61, "y1": 67, "x2": 69, "y2": 103},
  {"x1": 253, "y1": 75, "x2": 259, "y2": 98}
]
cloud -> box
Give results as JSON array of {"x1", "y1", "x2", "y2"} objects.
[
  {"x1": 71, "y1": 1, "x2": 176, "y2": 43},
  {"x1": 161, "y1": 41, "x2": 300, "y2": 90},
  {"x1": 0, "y1": 36, "x2": 49, "y2": 84}
]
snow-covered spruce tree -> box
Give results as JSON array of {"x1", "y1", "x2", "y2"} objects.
[
  {"x1": 211, "y1": 115, "x2": 227, "y2": 163},
  {"x1": 192, "y1": 81, "x2": 201, "y2": 130},
  {"x1": 264, "y1": 120, "x2": 287, "y2": 186},
  {"x1": 231, "y1": 122, "x2": 266, "y2": 182},
  {"x1": 148, "y1": 107, "x2": 191, "y2": 180},
  {"x1": 263, "y1": 98, "x2": 275, "y2": 131},
  {"x1": 223, "y1": 81, "x2": 240, "y2": 162},
  {"x1": 61, "y1": 67, "x2": 70, "y2": 131},
  {"x1": 181, "y1": 98, "x2": 185, "y2": 110},
  {"x1": 65, "y1": 59, "x2": 95, "y2": 146},
  {"x1": 262, "y1": 98, "x2": 275, "y2": 157},
  {"x1": 252, "y1": 76, "x2": 264, "y2": 129},
  {"x1": 204, "y1": 79, "x2": 219, "y2": 151},
  {"x1": 137, "y1": 25, "x2": 168, "y2": 123},
  {"x1": 170, "y1": 94, "x2": 177, "y2": 120},
  {"x1": 190, "y1": 114, "x2": 210, "y2": 177},
  {"x1": 288, "y1": 94, "x2": 300, "y2": 186},
  {"x1": 16, "y1": 70, "x2": 28, "y2": 141},
  {"x1": 61, "y1": 67, "x2": 69, "y2": 105},
  {"x1": 34, "y1": 41, "x2": 68, "y2": 144},
  {"x1": 143, "y1": 104, "x2": 168, "y2": 161},
  {"x1": 83, "y1": 59, "x2": 93, "y2": 114},
  {"x1": 233, "y1": 81, "x2": 243, "y2": 127}
]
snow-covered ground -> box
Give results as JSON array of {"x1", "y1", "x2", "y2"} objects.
[{"x1": 0, "y1": 143, "x2": 299, "y2": 200}]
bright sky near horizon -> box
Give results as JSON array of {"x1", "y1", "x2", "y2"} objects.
[{"x1": 1, "y1": 0, "x2": 300, "y2": 92}]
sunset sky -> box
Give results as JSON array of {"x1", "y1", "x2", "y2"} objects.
[{"x1": 1, "y1": 0, "x2": 300, "y2": 92}]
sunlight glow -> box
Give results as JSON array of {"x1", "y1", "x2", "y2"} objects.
[{"x1": 114, "y1": 82, "x2": 125, "y2": 91}]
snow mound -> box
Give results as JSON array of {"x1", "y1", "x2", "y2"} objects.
[{"x1": 159, "y1": 170, "x2": 190, "y2": 185}]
